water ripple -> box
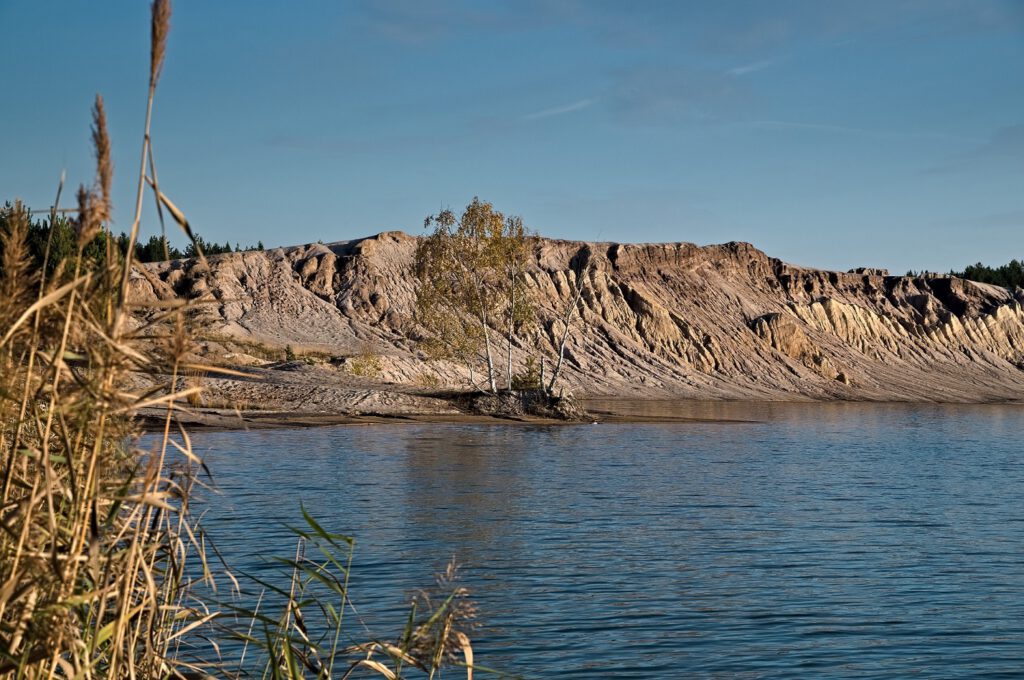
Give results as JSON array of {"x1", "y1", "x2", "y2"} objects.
[{"x1": 184, "y1": 402, "x2": 1024, "y2": 677}]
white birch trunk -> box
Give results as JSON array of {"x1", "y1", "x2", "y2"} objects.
[
  {"x1": 507, "y1": 271, "x2": 515, "y2": 391},
  {"x1": 481, "y1": 313, "x2": 497, "y2": 393},
  {"x1": 548, "y1": 266, "x2": 589, "y2": 393}
]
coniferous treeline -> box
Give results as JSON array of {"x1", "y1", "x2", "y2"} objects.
[
  {"x1": 951, "y1": 260, "x2": 1024, "y2": 289},
  {"x1": 908, "y1": 260, "x2": 1024, "y2": 288},
  {"x1": 0, "y1": 202, "x2": 264, "y2": 271}
]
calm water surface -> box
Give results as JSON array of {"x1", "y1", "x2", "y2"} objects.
[{"x1": 190, "y1": 402, "x2": 1024, "y2": 677}]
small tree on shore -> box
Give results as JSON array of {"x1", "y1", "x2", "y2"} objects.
[{"x1": 414, "y1": 197, "x2": 535, "y2": 393}]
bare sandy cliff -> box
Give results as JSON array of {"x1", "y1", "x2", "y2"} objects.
[{"x1": 129, "y1": 232, "x2": 1024, "y2": 416}]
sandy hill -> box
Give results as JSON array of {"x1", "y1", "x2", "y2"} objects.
[{"x1": 129, "y1": 231, "x2": 1024, "y2": 404}]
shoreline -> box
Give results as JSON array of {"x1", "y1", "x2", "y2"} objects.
[
  {"x1": 138, "y1": 406, "x2": 759, "y2": 431},
  {"x1": 138, "y1": 397, "x2": 1024, "y2": 432}
]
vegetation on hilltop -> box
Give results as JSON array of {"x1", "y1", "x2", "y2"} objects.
[
  {"x1": 906, "y1": 259, "x2": 1024, "y2": 289},
  {"x1": 951, "y1": 260, "x2": 1024, "y2": 289},
  {"x1": 0, "y1": 206, "x2": 264, "y2": 267}
]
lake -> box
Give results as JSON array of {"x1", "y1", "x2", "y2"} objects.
[{"x1": 187, "y1": 402, "x2": 1024, "y2": 677}]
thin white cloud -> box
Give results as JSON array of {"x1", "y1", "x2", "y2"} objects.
[
  {"x1": 524, "y1": 98, "x2": 594, "y2": 121},
  {"x1": 746, "y1": 119, "x2": 984, "y2": 144},
  {"x1": 726, "y1": 58, "x2": 776, "y2": 77}
]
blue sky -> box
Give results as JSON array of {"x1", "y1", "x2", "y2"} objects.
[{"x1": 1, "y1": 0, "x2": 1022, "y2": 272}]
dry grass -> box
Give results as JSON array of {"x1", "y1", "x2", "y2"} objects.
[
  {"x1": 182, "y1": 368, "x2": 204, "y2": 407},
  {"x1": 0, "y1": 203, "x2": 209, "y2": 677},
  {"x1": 0, "y1": 4, "x2": 191, "y2": 678},
  {"x1": 414, "y1": 371, "x2": 442, "y2": 389},
  {"x1": 192, "y1": 333, "x2": 282, "y2": 365},
  {"x1": 193, "y1": 333, "x2": 342, "y2": 367},
  {"x1": 0, "y1": 1, "x2": 485, "y2": 677},
  {"x1": 0, "y1": 5, "x2": 214, "y2": 670},
  {"x1": 347, "y1": 344, "x2": 383, "y2": 379}
]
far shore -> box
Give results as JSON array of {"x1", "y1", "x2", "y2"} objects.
[
  {"x1": 138, "y1": 397, "x2": 1024, "y2": 432},
  {"x1": 137, "y1": 404, "x2": 760, "y2": 431}
]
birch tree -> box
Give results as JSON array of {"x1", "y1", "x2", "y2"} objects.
[{"x1": 414, "y1": 198, "x2": 535, "y2": 393}]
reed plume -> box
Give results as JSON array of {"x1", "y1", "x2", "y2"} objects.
[
  {"x1": 91, "y1": 94, "x2": 113, "y2": 223},
  {"x1": 408, "y1": 558, "x2": 479, "y2": 671},
  {"x1": 150, "y1": 0, "x2": 171, "y2": 88},
  {"x1": 74, "y1": 183, "x2": 100, "y2": 247}
]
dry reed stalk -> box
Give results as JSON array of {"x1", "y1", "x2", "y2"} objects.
[
  {"x1": 0, "y1": 225, "x2": 176, "y2": 675},
  {"x1": 0, "y1": 0, "x2": 489, "y2": 674},
  {"x1": 0, "y1": 0, "x2": 218, "y2": 674},
  {"x1": 0, "y1": 201, "x2": 36, "y2": 508},
  {"x1": 118, "y1": 0, "x2": 172, "y2": 325}
]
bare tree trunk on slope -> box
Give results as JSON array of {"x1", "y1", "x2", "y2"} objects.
[
  {"x1": 481, "y1": 311, "x2": 497, "y2": 393},
  {"x1": 507, "y1": 271, "x2": 515, "y2": 390},
  {"x1": 548, "y1": 258, "x2": 591, "y2": 394}
]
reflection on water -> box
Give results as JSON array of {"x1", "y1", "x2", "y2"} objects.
[{"x1": 192, "y1": 402, "x2": 1024, "y2": 677}]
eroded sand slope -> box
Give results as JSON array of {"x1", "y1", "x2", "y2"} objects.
[{"x1": 130, "y1": 232, "x2": 1024, "y2": 403}]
